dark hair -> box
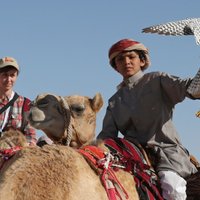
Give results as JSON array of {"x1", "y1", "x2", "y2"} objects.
[
  {"x1": 0, "y1": 66, "x2": 19, "y2": 74},
  {"x1": 133, "y1": 50, "x2": 146, "y2": 62}
]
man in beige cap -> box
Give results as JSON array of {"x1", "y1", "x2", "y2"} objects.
[
  {"x1": 0, "y1": 56, "x2": 36, "y2": 146},
  {"x1": 97, "y1": 39, "x2": 199, "y2": 200}
]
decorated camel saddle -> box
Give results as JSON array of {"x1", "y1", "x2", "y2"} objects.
[
  {"x1": 79, "y1": 137, "x2": 163, "y2": 200},
  {"x1": 0, "y1": 93, "x2": 199, "y2": 200}
]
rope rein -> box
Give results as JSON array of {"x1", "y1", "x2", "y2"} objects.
[
  {"x1": 59, "y1": 96, "x2": 90, "y2": 147},
  {"x1": 59, "y1": 96, "x2": 73, "y2": 146}
]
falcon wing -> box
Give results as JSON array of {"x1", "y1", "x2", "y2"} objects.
[
  {"x1": 188, "y1": 19, "x2": 200, "y2": 45},
  {"x1": 142, "y1": 18, "x2": 200, "y2": 45}
]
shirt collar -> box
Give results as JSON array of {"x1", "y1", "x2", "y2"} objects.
[
  {"x1": 0, "y1": 91, "x2": 15, "y2": 105},
  {"x1": 117, "y1": 70, "x2": 144, "y2": 90}
]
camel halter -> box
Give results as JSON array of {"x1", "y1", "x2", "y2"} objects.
[
  {"x1": 59, "y1": 96, "x2": 90, "y2": 147},
  {"x1": 59, "y1": 96, "x2": 73, "y2": 146}
]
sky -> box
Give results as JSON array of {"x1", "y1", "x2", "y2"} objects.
[{"x1": 1, "y1": 1, "x2": 200, "y2": 160}]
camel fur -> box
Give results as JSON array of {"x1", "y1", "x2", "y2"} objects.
[
  {"x1": 0, "y1": 92, "x2": 199, "y2": 200},
  {"x1": 0, "y1": 129, "x2": 28, "y2": 149},
  {"x1": 0, "y1": 143, "x2": 139, "y2": 200},
  {"x1": 0, "y1": 93, "x2": 139, "y2": 200}
]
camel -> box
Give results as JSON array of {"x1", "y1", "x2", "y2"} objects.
[
  {"x1": 0, "y1": 93, "x2": 140, "y2": 200},
  {"x1": 27, "y1": 93, "x2": 104, "y2": 148},
  {"x1": 0, "y1": 93, "x2": 198, "y2": 200}
]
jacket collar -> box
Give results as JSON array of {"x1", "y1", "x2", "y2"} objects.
[{"x1": 117, "y1": 70, "x2": 144, "y2": 90}]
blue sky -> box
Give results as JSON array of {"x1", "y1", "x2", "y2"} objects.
[{"x1": 1, "y1": 1, "x2": 200, "y2": 160}]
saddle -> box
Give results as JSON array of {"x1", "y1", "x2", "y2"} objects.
[
  {"x1": 79, "y1": 138, "x2": 163, "y2": 200},
  {"x1": 104, "y1": 138, "x2": 163, "y2": 200},
  {"x1": 79, "y1": 138, "x2": 200, "y2": 200}
]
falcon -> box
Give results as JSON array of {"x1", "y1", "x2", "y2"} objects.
[{"x1": 142, "y1": 18, "x2": 200, "y2": 45}]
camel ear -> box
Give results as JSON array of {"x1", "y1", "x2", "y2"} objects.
[{"x1": 91, "y1": 93, "x2": 103, "y2": 113}]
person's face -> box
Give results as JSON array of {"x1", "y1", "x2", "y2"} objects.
[
  {"x1": 115, "y1": 51, "x2": 145, "y2": 78},
  {"x1": 0, "y1": 68, "x2": 18, "y2": 92}
]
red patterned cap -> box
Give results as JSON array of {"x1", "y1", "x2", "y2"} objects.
[{"x1": 108, "y1": 39, "x2": 150, "y2": 69}]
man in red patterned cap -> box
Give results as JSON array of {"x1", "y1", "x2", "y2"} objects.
[{"x1": 97, "y1": 39, "x2": 198, "y2": 200}]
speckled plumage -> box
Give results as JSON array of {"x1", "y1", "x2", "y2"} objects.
[{"x1": 142, "y1": 18, "x2": 200, "y2": 45}]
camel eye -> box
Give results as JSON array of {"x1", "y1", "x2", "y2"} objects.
[
  {"x1": 71, "y1": 104, "x2": 85, "y2": 114},
  {"x1": 37, "y1": 99, "x2": 49, "y2": 108}
]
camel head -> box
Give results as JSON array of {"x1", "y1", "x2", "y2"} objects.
[{"x1": 28, "y1": 93, "x2": 103, "y2": 148}]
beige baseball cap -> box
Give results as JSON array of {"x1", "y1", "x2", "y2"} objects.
[{"x1": 0, "y1": 57, "x2": 19, "y2": 71}]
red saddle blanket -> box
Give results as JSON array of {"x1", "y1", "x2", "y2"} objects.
[
  {"x1": 0, "y1": 146, "x2": 22, "y2": 170},
  {"x1": 104, "y1": 138, "x2": 163, "y2": 200},
  {"x1": 79, "y1": 138, "x2": 163, "y2": 200}
]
